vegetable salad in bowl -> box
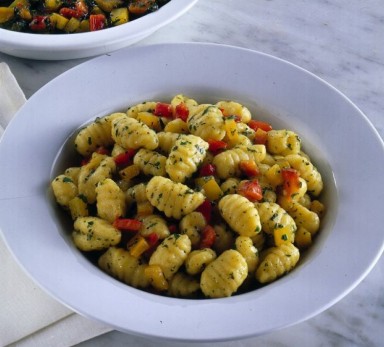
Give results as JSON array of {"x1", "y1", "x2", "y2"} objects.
[
  {"x1": 51, "y1": 94, "x2": 325, "y2": 299},
  {"x1": 0, "y1": 0, "x2": 171, "y2": 33}
]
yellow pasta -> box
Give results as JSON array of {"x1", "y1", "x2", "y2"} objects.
[
  {"x1": 95, "y1": 178, "x2": 126, "y2": 223},
  {"x1": 74, "y1": 113, "x2": 121, "y2": 156},
  {"x1": 126, "y1": 101, "x2": 157, "y2": 119},
  {"x1": 166, "y1": 134, "x2": 209, "y2": 183},
  {"x1": 179, "y1": 212, "x2": 207, "y2": 247},
  {"x1": 185, "y1": 248, "x2": 217, "y2": 275},
  {"x1": 167, "y1": 272, "x2": 200, "y2": 298},
  {"x1": 218, "y1": 194, "x2": 261, "y2": 237},
  {"x1": 111, "y1": 114, "x2": 158, "y2": 150},
  {"x1": 77, "y1": 153, "x2": 116, "y2": 204},
  {"x1": 256, "y1": 202, "x2": 297, "y2": 243},
  {"x1": 149, "y1": 234, "x2": 191, "y2": 280},
  {"x1": 285, "y1": 153, "x2": 323, "y2": 196},
  {"x1": 234, "y1": 236, "x2": 259, "y2": 273},
  {"x1": 266, "y1": 129, "x2": 301, "y2": 156},
  {"x1": 72, "y1": 216, "x2": 121, "y2": 251},
  {"x1": 216, "y1": 100, "x2": 252, "y2": 123},
  {"x1": 146, "y1": 176, "x2": 205, "y2": 220},
  {"x1": 98, "y1": 247, "x2": 150, "y2": 289},
  {"x1": 138, "y1": 214, "x2": 170, "y2": 239},
  {"x1": 255, "y1": 243, "x2": 300, "y2": 284},
  {"x1": 187, "y1": 104, "x2": 226, "y2": 141},
  {"x1": 52, "y1": 94, "x2": 326, "y2": 299},
  {"x1": 51, "y1": 174, "x2": 78, "y2": 207},
  {"x1": 213, "y1": 145, "x2": 266, "y2": 179},
  {"x1": 200, "y1": 249, "x2": 248, "y2": 298},
  {"x1": 133, "y1": 148, "x2": 167, "y2": 177}
]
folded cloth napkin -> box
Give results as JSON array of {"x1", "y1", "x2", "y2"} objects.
[{"x1": 0, "y1": 62, "x2": 112, "y2": 347}]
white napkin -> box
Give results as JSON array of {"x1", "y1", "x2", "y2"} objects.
[{"x1": 0, "y1": 62, "x2": 112, "y2": 347}]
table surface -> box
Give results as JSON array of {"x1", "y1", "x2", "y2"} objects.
[{"x1": 1, "y1": 1, "x2": 384, "y2": 346}]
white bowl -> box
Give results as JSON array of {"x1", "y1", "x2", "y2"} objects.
[
  {"x1": 1, "y1": 43, "x2": 384, "y2": 342},
  {"x1": 0, "y1": 0, "x2": 198, "y2": 60}
]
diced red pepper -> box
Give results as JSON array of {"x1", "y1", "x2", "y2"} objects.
[
  {"x1": 113, "y1": 218, "x2": 142, "y2": 231},
  {"x1": 29, "y1": 15, "x2": 50, "y2": 31},
  {"x1": 143, "y1": 232, "x2": 160, "y2": 257},
  {"x1": 199, "y1": 163, "x2": 216, "y2": 177},
  {"x1": 128, "y1": 0, "x2": 156, "y2": 15},
  {"x1": 89, "y1": 14, "x2": 106, "y2": 31},
  {"x1": 114, "y1": 149, "x2": 136, "y2": 167},
  {"x1": 239, "y1": 160, "x2": 259, "y2": 177},
  {"x1": 168, "y1": 224, "x2": 178, "y2": 234},
  {"x1": 281, "y1": 168, "x2": 301, "y2": 201},
  {"x1": 146, "y1": 232, "x2": 159, "y2": 246},
  {"x1": 207, "y1": 139, "x2": 227, "y2": 154},
  {"x1": 154, "y1": 102, "x2": 173, "y2": 118},
  {"x1": 75, "y1": 0, "x2": 88, "y2": 16},
  {"x1": 174, "y1": 102, "x2": 189, "y2": 122},
  {"x1": 237, "y1": 179, "x2": 263, "y2": 202},
  {"x1": 196, "y1": 199, "x2": 212, "y2": 223},
  {"x1": 59, "y1": 8, "x2": 79, "y2": 18},
  {"x1": 199, "y1": 225, "x2": 216, "y2": 249},
  {"x1": 80, "y1": 157, "x2": 90, "y2": 166},
  {"x1": 248, "y1": 120, "x2": 273, "y2": 132}
]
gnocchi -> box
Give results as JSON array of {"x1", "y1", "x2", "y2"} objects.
[{"x1": 51, "y1": 95, "x2": 326, "y2": 299}]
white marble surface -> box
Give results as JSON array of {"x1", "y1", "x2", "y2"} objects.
[{"x1": 1, "y1": 0, "x2": 384, "y2": 346}]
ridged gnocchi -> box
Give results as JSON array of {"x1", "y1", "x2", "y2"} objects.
[
  {"x1": 111, "y1": 114, "x2": 158, "y2": 150},
  {"x1": 187, "y1": 104, "x2": 226, "y2": 141},
  {"x1": 219, "y1": 194, "x2": 261, "y2": 237},
  {"x1": 166, "y1": 134, "x2": 209, "y2": 183},
  {"x1": 200, "y1": 249, "x2": 248, "y2": 298},
  {"x1": 213, "y1": 145, "x2": 266, "y2": 179},
  {"x1": 52, "y1": 95, "x2": 326, "y2": 299},
  {"x1": 98, "y1": 247, "x2": 150, "y2": 289},
  {"x1": 146, "y1": 176, "x2": 205, "y2": 219},
  {"x1": 255, "y1": 243, "x2": 300, "y2": 283},
  {"x1": 149, "y1": 234, "x2": 191, "y2": 280},
  {"x1": 72, "y1": 217, "x2": 121, "y2": 251}
]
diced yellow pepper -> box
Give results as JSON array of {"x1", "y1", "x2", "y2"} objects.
[
  {"x1": 127, "y1": 235, "x2": 149, "y2": 258},
  {"x1": 64, "y1": 17, "x2": 80, "y2": 33},
  {"x1": 195, "y1": 176, "x2": 211, "y2": 189},
  {"x1": 45, "y1": 0, "x2": 62, "y2": 11},
  {"x1": 91, "y1": 5, "x2": 103, "y2": 14},
  {"x1": 224, "y1": 118, "x2": 239, "y2": 145},
  {"x1": 68, "y1": 196, "x2": 88, "y2": 220},
  {"x1": 17, "y1": 5, "x2": 31, "y2": 20},
  {"x1": 136, "y1": 201, "x2": 154, "y2": 217},
  {"x1": 144, "y1": 264, "x2": 169, "y2": 291},
  {"x1": 136, "y1": 112, "x2": 161, "y2": 132},
  {"x1": 110, "y1": 7, "x2": 128, "y2": 26},
  {"x1": 295, "y1": 227, "x2": 312, "y2": 249},
  {"x1": 119, "y1": 164, "x2": 140, "y2": 180},
  {"x1": 202, "y1": 177, "x2": 223, "y2": 201},
  {"x1": 164, "y1": 118, "x2": 188, "y2": 134},
  {"x1": 50, "y1": 13, "x2": 69, "y2": 30},
  {"x1": 77, "y1": 19, "x2": 90, "y2": 32},
  {"x1": 0, "y1": 7, "x2": 14, "y2": 23},
  {"x1": 274, "y1": 225, "x2": 294, "y2": 246},
  {"x1": 95, "y1": 0, "x2": 123, "y2": 12}
]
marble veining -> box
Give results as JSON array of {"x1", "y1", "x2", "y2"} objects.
[{"x1": 1, "y1": 0, "x2": 383, "y2": 346}]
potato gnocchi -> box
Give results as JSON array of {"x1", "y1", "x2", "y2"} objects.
[{"x1": 51, "y1": 94, "x2": 326, "y2": 299}]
